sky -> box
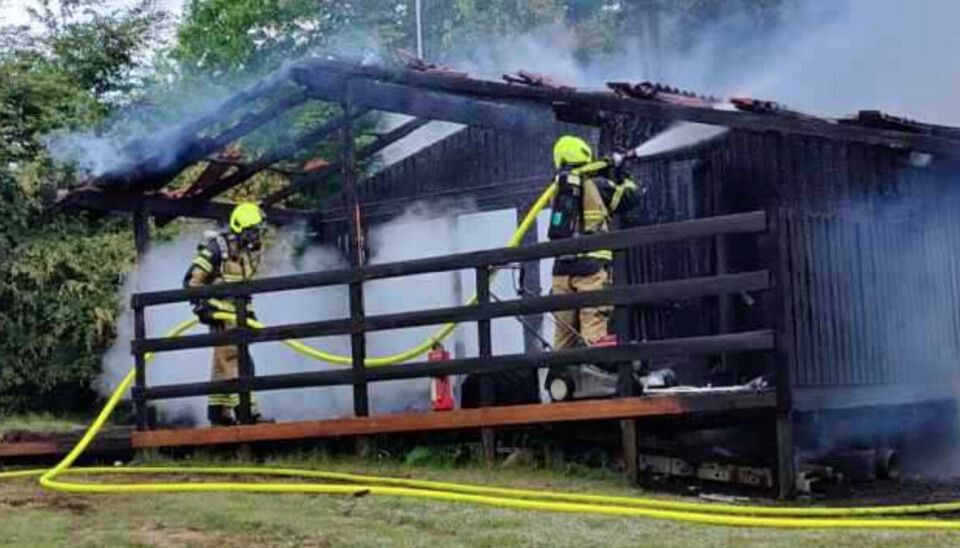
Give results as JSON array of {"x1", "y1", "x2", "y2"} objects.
[{"x1": 0, "y1": 0, "x2": 184, "y2": 25}]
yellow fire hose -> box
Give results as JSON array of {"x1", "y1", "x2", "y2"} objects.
[{"x1": 5, "y1": 180, "x2": 960, "y2": 529}]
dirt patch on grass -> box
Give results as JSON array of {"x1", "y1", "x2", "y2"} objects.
[
  {"x1": 134, "y1": 521, "x2": 332, "y2": 548},
  {"x1": 0, "y1": 488, "x2": 91, "y2": 515},
  {"x1": 135, "y1": 522, "x2": 223, "y2": 548}
]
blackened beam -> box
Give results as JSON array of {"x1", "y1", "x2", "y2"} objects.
[
  {"x1": 318, "y1": 185, "x2": 546, "y2": 225},
  {"x1": 95, "y1": 92, "x2": 310, "y2": 193},
  {"x1": 136, "y1": 210, "x2": 766, "y2": 307},
  {"x1": 261, "y1": 116, "x2": 433, "y2": 206},
  {"x1": 565, "y1": 92, "x2": 960, "y2": 156},
  {"x1": 289, "y1": 59, "x2": 960, "y2": 156},
  {"x1": 191, "y1": 108, "x2": 371, "y2": 202},
  {"x1": 62, "y1": 189, "x2": 310, "y2": 225},
  {"x1": 134, "y1": 271, "x2": 770, "y2": 354},
  {"x1": 106, "y1": 75, "x2": 292, "y2": 187},
  {"x1": 134, "y1": 210, "x2": 767, "y2": 307},
  {"x1": 349, "y1": 80, "x2": 554, "y2": 135},
  {"x1": 292, "y1": 68, "x2": 555, "y2": 136},
  {"x1": 143, "y1": 330, "x2": 775, "y2": 400}
]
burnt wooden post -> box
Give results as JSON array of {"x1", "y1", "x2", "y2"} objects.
[
  {"x1": 349, "y1": 280, "x2": 369, "y2": 418},
  {"x1": 342, "y1": 97, "x2": 370, "y2": 455},
  {"x1": 342, "y1": 99, "x2": 365, "y2": 267},
  {"x1": 132, "y1": 206, "x2": 152, "y2": 431},
  {"x1": 476, "y1": 266, "x2": 496, "y2": 465},
  {"x1": 133, "y1": 208, "x2": 151, "y2": 257},
  {"x1": 133, "y1": 302, "x2": 149, "y2": 431},
  {"x1": 769, "y1": 208, "x2": 797, "y2": 498},
  {"x1": 235, "y1": 297, "x2": 254, "y2": 424},
  {"x1": 613, "y1": 250, "x2": 639, "y2": 483}
]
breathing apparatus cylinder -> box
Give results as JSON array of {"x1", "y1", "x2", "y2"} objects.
[{"x1": 547, "y1": 172, "x2": 582, "y2": 241}]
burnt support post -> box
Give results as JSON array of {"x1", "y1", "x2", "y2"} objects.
[
  {"x1": 342, "y1": 96, "x2": 371, "y2": 455},
  {"x1": 133, "y1": 206, "x2": 151, "y2": 432},
  {"x1": 613, "y1": 250, "x2": 639, "y2": 483},
  {"x1": 133, "y1": 207, "x2": 150, "y2": 258},
  {"x1": 769, "y1": 208, "x2": 797, "y2": 498},
  {"x1": 349, "y1": 281, "x2": 369, "y2": 418},
  {"x1": 235, "y1": 297, "x2": 254, "y2": 424},
  {"x1": 342, "y1": 99, "x2": 366, "y2": 267},
  {"x1": 476, "y1": 266, "x2": 496, "y2": 465},
  {"x1": 133, "y1": 303, "x2": 148, "y2": 431}
]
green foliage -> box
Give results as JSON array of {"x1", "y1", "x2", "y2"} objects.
[
  {"x1": 403, "y1": 445, "x2": 476, "y2": 467},
  {"x1": 0, "y1": 217, "x2": 136, "y2": 413},
  {"x1": 425, "y1": 0, "x2": 566, "y2": 54},
  {"x1": 0, "y1": 1, "x2": 166, "y2": 414},
  {"x1": 0, "y1": 54, "x2": 102, "y2": 165},
  {"x1": 14, "y1": 0, "x2": 170, "y2": 101},
  {"x1": 0, "y1": 0, "x2": 797, "y2": 416}
]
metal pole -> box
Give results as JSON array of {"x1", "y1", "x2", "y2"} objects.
[{"x1": 415, "y1": 0, "x2": 424, "y2": 59}]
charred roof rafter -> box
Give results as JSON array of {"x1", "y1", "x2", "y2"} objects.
[
  {"x1": 262, "y1": 116, "x2": 432, "y2": 207},
  {"x1": 59, "y1": 57, "x2": 960, "y2": 226}
]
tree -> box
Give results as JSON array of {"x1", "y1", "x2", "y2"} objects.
[{"x1": 0, "y1": 0, "x2": 169, "y2": 414}]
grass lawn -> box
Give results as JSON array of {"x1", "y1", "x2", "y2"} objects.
[
  {"x1": 0, "y1": 413, "x2": 86, "y2": 439},
  {"x1": 2, "y1": 456, "x2": 959, "y2": 548}
]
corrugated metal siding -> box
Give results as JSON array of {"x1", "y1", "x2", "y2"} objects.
[
  {"x1": 324, "y1": 111, "x2": 960, "y2": 401},
  {"x1": 627, "y1": 127, "x2": 960, "y2": 394}
]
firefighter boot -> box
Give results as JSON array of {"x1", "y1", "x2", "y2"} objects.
[
  {"x1": 207, "y1": 404, "x2": 236, "y2": 427},
  {"x1": 249, "y1": 412, "x2": 275, "y2": 424}
]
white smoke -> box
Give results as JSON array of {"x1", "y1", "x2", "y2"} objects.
[
  {"x1": 99, "y1": 225, "x2": 355, "y2": 425},
  {"x1": 99, "y1": 202, "x2": 527, "y2": 425},
  {"x1": 371, "y1": 114, "x2": 464, "y2": 170},
  {"x1": 451, "y1": 1, "x2": 960, "y2": 154}
]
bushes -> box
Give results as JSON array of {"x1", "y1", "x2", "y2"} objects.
[{"x1": 0, "y1": 217, "x2": 135, "y2": 413}]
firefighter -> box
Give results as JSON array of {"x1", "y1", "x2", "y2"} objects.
[
  {"x1": 183, "y1": 202, "x2": 268, "y2": 426},
  {"x1": 548, "y1": 135, "x2": 639, "y2": 352}
]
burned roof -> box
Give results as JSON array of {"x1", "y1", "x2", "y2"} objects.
[{"x1": 57, "y1": 57, "x2": 960, "y2": 225}]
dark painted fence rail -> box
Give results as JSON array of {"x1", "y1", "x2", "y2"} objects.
[{"x1": 130, "y1": 210, "x2": 771, "y2": 432}]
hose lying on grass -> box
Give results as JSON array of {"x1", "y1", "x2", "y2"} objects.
[{"x1": 4, "y1": 182, "x2": 960, "y2": 529}]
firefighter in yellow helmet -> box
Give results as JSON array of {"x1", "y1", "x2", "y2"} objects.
[
  {"x1": 547, "y1": 136, "x2": 639, "y2": 388},
  {"x1": 183, "y1": 202, "x2": 268, "y2": 426}
]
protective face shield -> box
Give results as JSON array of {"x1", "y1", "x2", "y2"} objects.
[{"x1": 237, "y1": 223, "x2": 266, "y2": 252}]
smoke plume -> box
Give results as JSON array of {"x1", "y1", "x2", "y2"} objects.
[{"x1": 99, "y1": 201, "x2": 529, "y2": 425}]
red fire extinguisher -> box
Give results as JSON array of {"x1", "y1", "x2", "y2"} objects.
[{"x1": 429, "y1": 344, "x2": 454, "y2": 412}]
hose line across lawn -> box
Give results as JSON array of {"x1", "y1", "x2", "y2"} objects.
[{"x1": 5, "y1": 182, "x2": 960, "y2": 530}]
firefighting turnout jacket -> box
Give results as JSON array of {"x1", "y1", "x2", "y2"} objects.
[
  {"x1": 182, "y1": 232, "x2": 262, "y2": 321},
  {"x1": 553, "y1": 167, "x2": 639, "y2": 276}
]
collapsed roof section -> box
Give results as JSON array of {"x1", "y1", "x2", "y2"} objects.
[{"x1": 57, "y1": 57, "x2": 960, "y2": 226}]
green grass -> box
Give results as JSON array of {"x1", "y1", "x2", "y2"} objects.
[
  {"x1": 0, "y1": 413, "x2": 86, "y2": 439},
  {"x1": 2, "y1": 455, "x2": 959, "y2": 548}
]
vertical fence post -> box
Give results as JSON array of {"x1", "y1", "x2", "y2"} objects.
[
  {"x1": 768, "y1": 208, "x2": 797, "y2": 498},
  {"x1": 132, "y1": 206, "x2": 151, "y2": 431},
  {"x1": 613, "y1": 250, "x2": 639, "y2": 483},
  {"x1": 476, "y1": 266, "x2": 496, "y2": 465},
  {"x1": 133, "y1": 208, "x2": 150, "y2": 258},
  {"x1": 133, "y1": 302, "x2": 149, "y2": 431},
  {"x1": 613, "y1": 251, "x2": 636, "y2": 398},
  {"x1": 350, "y1": 280, "x2": 369, "y2": 418},
  {"x1": 235, "y1": 296, "x2": 254, "y2": 425}
]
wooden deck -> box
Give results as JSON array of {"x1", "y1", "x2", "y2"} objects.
[
  {"x1": 132, "y1": 391, "x2": 776, "y2": 449},
  {"x1": 0, "y1": 427, "x2": 132, "y2": 460},
  {"x1": 0, "y1": 392, "x2": 776, "y2": 460}
]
